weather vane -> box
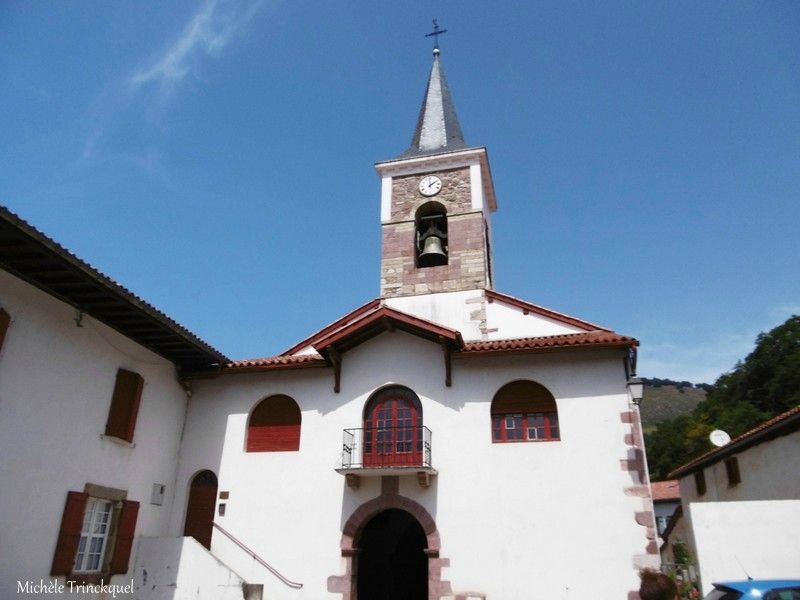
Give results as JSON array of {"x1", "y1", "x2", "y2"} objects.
[{"x1": 425, "y1": 19, "x2": 448, "y2": 51}]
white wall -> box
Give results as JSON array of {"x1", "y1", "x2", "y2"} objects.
[
  {"x1": 0, "y1": 270, "x2": 187, "y2": 594},
  {"x1": 687, "y1": 500, "x2": 800, "y2": 594},
  {"x1": 175, "y1": 329, "x2": 647, "y2": 599},
  {"x1": 385, "y1": 290, "x2": 586, "y2": 344},
  {"x1": 679, "y1": 430, "x2": 800, "y2": 504},
  {"x1": 134, "y1": 536, "x2": 248, "y2": 600}
]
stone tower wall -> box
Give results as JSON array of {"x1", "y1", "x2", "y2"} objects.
[{"x1": 380, "y1": 165, "x2": 488, "y2": 298}]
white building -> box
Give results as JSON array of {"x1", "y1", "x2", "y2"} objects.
[
  {"x1": 651, "y1": 480, "x2": 681, "y2": 539},
  {"x1": 663, "y1": 406, "x2": 800, "y2": 594},
  {"x1": 0, "y1": 48, "x2": 658, "y2": 600}
]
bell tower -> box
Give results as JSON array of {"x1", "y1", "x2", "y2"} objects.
[{"x1": 376, "y1": 47, "x2": 498, "y2": 299}]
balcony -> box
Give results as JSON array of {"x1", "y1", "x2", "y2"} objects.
[{"x1": 336, "y1": 426, "x2": 436, "y2": 488}]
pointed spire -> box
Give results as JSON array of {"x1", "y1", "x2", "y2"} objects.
[{"x1": 400, "y1": 48, "x2": 467, "y2": 158}]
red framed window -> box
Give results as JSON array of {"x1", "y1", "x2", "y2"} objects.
[
  {"x1": 247, "y1": 395, "x2": 301, "y2": 452},
  {"x1": 492, "y1": 411, "x2": 560, "y2": 442},
  {"x1": 363, "y1": 386, "x2": 422, "y2": 467},
  {"x1": 491, "y1": 380, "x2": 560, "y2": 443}
]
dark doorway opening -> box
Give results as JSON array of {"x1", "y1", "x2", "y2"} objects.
[
  {"x1": 357, "y1": 509, "x2": 428, "y2": 600},
  {"x1": 183, "y1": 470, "x2": 217, "y2": 549}
]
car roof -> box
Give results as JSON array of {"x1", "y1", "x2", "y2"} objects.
[{"x1": 715, "y1": 580, "x2": 800, "y2": 593}]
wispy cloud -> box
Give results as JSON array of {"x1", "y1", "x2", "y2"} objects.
[
  {"x1": 637, "y1": 304, "x2": 798, "y2": 384},
  {"x1": 129, "y1": 0, "x2": 261, "y2": 91},
  {"x1": 638, "y1": 331, "x2": 757, "y2": 384},
  {"x1": 82, "y1": 128, "x2": 102, "y2": 161}
]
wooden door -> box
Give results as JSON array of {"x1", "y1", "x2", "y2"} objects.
[{"x1": 183, "y1": 470, "x2": 217, "y2": 549}]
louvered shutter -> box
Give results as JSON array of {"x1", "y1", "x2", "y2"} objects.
[
  {"x1": 105, "y1": 369, "x2": 144, "y2": 442},
  {"x1": 51, "y1": 491, "x2": 88, "y2": 575},
  {"x1": 0, "y1": 308, "x2": 10, "y2": 352},
  {"x1": 109, "y1": 500, "x2": 139, "y2": 574},
  {"x1": 247, "y1": 395, "x2": 301, "y2": 451},
  {"x1": 491, "y1": 380, "x2": 557, "y2": 414}
]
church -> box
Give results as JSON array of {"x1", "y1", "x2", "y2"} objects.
[{"x1": 0, "y1": 46, "x2": 658, "y2": 599}]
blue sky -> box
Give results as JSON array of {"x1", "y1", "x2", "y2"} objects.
[{"x1": 2, "y1": 2, "x2": 798, "y2": 383}]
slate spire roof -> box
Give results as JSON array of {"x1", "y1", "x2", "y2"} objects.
[{"x1": 399, "y1": 48, "x2": 468, "y2": 158}]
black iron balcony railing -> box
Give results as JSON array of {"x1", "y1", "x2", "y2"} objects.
[{"x1": 339, "y1": 426, "x2": 433, "y2": 469}]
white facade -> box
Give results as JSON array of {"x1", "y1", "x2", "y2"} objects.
[
  {"x1": 0, "y1": 269, "x2": 188, "y2": 598},
  {"x1": 664, "y1": 412, "x2": 800, "y2": 594},
  {"x1": 678, "y1": 431, "x2": 800, "y2": 504},
  {"x1": 172, "y1": 329, "x2": 651, "y2": 599}
]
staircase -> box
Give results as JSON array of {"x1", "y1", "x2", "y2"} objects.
[{"x1": 133, "y1": 536, "x2": 263, "y2": 600}]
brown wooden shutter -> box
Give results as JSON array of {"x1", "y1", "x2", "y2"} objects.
[
  {"x1": 105, "y1": 369, "x2": 144, "y2": 442},
  {"x1": 491, "y1": 380, "x2": 557, "y2": 415},
  {"x1": 109, "y1": 500, "x2": 139, "y2": 575},
  {"x1": 694, "y1": 470, "x2": 707, "y2": 495},
  {"x1": 51, "y1": 491, "x2": 88, "y2": 575},
  {"x1": 0, "y1": 308, "x2": 10, "y2": 353},
  {"x1": 725, "y1": 457, "x2": 741, "y2": 486}
]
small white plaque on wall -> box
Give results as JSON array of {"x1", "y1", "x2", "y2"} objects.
[{"x1": 150, "y1": 483, "x2": 166, "y2": 506}]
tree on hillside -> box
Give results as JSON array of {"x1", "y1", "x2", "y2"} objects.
[{"x1": 645, "y1": 315, "x2": 800, "y2": 480}]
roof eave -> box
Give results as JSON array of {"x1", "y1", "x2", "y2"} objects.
[
  {"x1": 0, "y1": 206, "x2": 228, "y2": 371},
  {"x1": 456, "y1": 341, "x2": 636, "y2": 359},
  {"x1": 669, "y1": 407, "x2": 800, "y2": 478}
]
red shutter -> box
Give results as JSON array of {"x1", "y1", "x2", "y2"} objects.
[
  {"x1": 109, "y1": 500, "x2": 139, "y2": 575},
  {"x1": 105, "y1": 369, "x2": 144, "y2": 442},
  {"x1": 247, "y1": 395, "x2": 301, "y2": 452},
  {"x1": 51, "y1": 491, "x2": 88, "y2": 575},
  {"x1": 0, "y1": 308, "x2": 10, "y2": 353}
]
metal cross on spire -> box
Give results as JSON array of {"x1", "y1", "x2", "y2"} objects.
[{"x1": 425, "y1": 19, "x2": 448, "y2": 51}]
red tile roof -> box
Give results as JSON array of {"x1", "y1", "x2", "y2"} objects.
[
  {"x1": 669, "y1": 405, "x2": 800, "y2": 478},
  {"x1": 224, "y1": 353, "x2": 327, "y2": 373},
  {"x1": 0, "y1": 205, "x2": 228, "y2": 371},
  {"x1": 280, "y1": 299, "x2": 381, "y2": 356},
  {"x1": 650, "y1": 480, "x2": 680, "y2": 502},
  {"x1": 313, "y1": 306, "x2": 463, "y2": 354},
  {"x1": 227, "y1": 290, "x2": 634, "y2": 374},
  {"x1": 485, "y1": 289, "x2": 612, "y2": 332},
  {"x1": 459, "y1": 331, "x2": 637, "y2": 356}
]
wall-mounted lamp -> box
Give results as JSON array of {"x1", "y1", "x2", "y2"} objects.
[{"x1": 627, "y1": 377, "x2": 644, "y2": 406}]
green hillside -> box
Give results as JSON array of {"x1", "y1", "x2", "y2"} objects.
[
  {"x1": 644, "y1": 315, "x2": 800, "y2": 480},
  {"x1": 640, "y1": 385, "x2": 706, "y2": 432}
]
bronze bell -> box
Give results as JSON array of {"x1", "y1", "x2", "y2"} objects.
[{"x1": 418, "y1": 230, "x2": 447, "y2": 267}]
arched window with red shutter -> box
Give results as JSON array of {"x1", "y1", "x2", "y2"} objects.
[
  {"x1": 246, "y1": 394, "x2": 301, "y2": 452},
  {"x1": 491, "y1": 380, "x2": 560, "y2": 443}
]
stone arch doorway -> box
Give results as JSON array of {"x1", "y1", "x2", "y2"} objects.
[
  {"x1": 327, "y1": 483, "x2": 452, "y2": 600},
  {"x1": 183, "y1": 469, "x2": 217, "y2": 549},
  {"x1": 357, "y1": 509, "x2": 428, "y2": 600}
]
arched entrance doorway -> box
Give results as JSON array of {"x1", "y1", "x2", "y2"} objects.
[
  {"x1": 357, "y1": 509, "x2": 428, "y2": 600},
  {"x1": 183, "y1": 470, "x2": 217, "y2": 549},
  {"x1": 363, "y1": 386, "x2": 422, "y2": 467}
]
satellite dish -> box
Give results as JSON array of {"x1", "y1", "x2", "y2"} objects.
[{"x1": 709, "y1": 429, "x2": 731, "y2": 447}]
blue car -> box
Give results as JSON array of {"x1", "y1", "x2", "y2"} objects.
[{"x1": 704, "y1": 580, "x2": 800, "y2": 600}]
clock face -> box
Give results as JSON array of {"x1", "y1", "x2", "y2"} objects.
[{"x1": 419, "y1": 175, "x2": 442, "y2": 197}]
